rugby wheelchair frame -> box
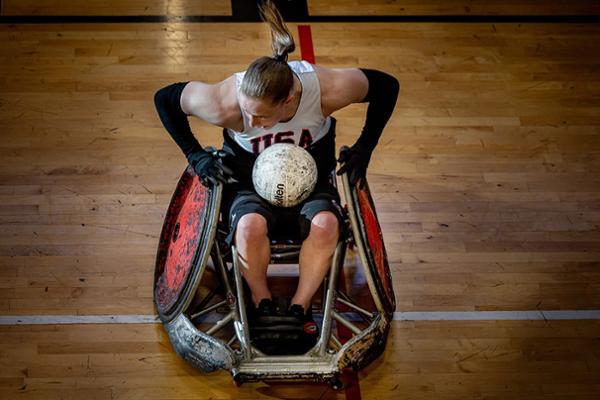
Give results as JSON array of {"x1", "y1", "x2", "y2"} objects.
[{"x1": 154, "y1": 147, "x2": 395, "y2": 388}]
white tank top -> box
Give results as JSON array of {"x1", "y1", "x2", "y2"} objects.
[{"x1": 226, "y1": 60, "x2": 331, "y2": 155}]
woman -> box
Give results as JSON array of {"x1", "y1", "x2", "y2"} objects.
[{"x1": 154, "y1": 0, "x2": 398, "y2": 353}]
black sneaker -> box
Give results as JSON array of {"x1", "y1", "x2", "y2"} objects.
[
  {"x1": 247, "y1": 298, "x2": 274, "y2": 326},
  {"x1": 256, "y1": 298, "x2": 273, "y2": 318},
  {"x1": 288, "y1": 304, "x2": 319, "y2": 350}
]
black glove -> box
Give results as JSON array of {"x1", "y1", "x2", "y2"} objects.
[
  {"x1": 187, "y1": 149, "x2": 233, "y2": 186},
  {"x1": 336, "y1": 143, "x2": 372, "y2": 187}
]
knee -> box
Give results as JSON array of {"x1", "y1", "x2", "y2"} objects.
[
  {"x1": 309, "y1": 211, "x2": 339, "y2": 244},
  {"x1": 235, "y1": 213, "x2": 268, "y2": 245}
]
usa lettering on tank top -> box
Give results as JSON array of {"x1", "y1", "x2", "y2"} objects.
[{"x1": 226, "y1": 60, "x2": 332, "y2": 155}]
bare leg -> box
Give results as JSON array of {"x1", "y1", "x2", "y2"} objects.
[
  {"x1": 291, "y1": 211, "x2": 339, "y2": 310},
  {"x1": 235, "y1": 213, "x2": 271, "y2": 307}
]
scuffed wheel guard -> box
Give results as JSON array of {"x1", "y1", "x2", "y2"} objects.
[{"x1": 165, "y1": 313, "x2": 236, "y2": 373}]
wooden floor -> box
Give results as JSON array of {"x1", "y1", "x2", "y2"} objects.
[
  {"x1": 2, "y1": 320, "x2": 599, "y2": 399},
  {"x1": 1, "y1": 1, "x2": 600, "y2": 399}
]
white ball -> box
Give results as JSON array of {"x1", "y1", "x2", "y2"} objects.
[{"x1": 252, "y1": 143, "x2": 318, "y2": 208}]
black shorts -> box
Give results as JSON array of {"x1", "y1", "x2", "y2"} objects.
[
  {"x1": 225, "y1": 181, "x2": 344, "y2": 245},
  {"x1": 221, "y1": 118, "x2": 344, "y2": 245}
]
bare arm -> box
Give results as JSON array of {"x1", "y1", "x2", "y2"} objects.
[
  {"x1": 154, "y1": 76, "x2": 241, "y2": 156},
  {"x1": 180, "y1": 76, "x2": 240, "y2": 128},
  {"x1": 314, "y1": 66, "x2": 369, "y2": 116},
  {"x1": 154, "y1": 77, "x2": 237, "y2": 184},
  {"x1": 315, "y1": 65, "x2": 399, "y2": 186}
]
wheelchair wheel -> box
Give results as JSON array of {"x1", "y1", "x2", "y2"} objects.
[{"x1": 154, "y1": 166, "x2": 221, "y2": 323}]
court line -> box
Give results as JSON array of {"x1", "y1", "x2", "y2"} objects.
[
  {"x1": 394, "y1": 310, "x2": 600, "y2": 321},
  {"x1": 2, "y1": 15, "x2": 600, "y2": 24},
  {"x1": 298, "y1": 25, "x2": 315, "y2": 64},
  {"x1": 0, "y1": 315, "x2": 161, "y2": 325},
  {"x1": 1, "y1": 311, "x2": 599, "y2": 325}
]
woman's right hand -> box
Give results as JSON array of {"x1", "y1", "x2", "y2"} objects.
[{"x1": 186, "y1": 150, "x2": 233, "y2": 186}]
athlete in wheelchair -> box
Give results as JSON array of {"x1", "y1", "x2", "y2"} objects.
[{"x1": 153, "y1": 1, "x2": 398, "y2": 386}]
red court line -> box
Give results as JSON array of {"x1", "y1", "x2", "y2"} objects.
[{"x1": 298, "y1": 25, "x2": 315, "y2": 64}]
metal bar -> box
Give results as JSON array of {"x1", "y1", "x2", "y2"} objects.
[
  {"x1": 205, "y1": 311, "x2": 234, "y2": 336},
  {"x1": 270, "y1": 244, "x2": 302, "y2": 250},
  {"x1": 236, "y1": 361, "x2": 336, "y2": 376},
  {"x1": 191, "y1": 285, "x2": 219, "y2": 316},
  {"x1": 336, "y1": 289, "x2": 354, "y2": 303},
  {"x1": 189, "y1": 300, "x2": 228, "y2": 321},
  {"x1": 336, "y1": 297, "x2": 373, "y2": 320},
  {"x1": 227, "y1": 334, "x2": 238, "y2": 347},
  {"x1": 330, "y1": 334, "x2": 342, "y2": 350},
  {"x1": 318, "y1": 240, "x2": 345, "y2": 356},
  {"x1": 241, "y1": 354, "x2": 332, "y2": 363},
  {"x1": 232, "y1": 245, "x2": 252, "y2": 359},
  {"x1": 332, "y1": 311, "x2": 362, "y2": 336},
  {"x1": 320, "y1": 276, "x2": 328, "y2": 314},
  {"x1": 270, "y1": 251, "x2": 301, "y2": 260},
  {"x1": 212, "y1": 242, "x2": 239, "y2": 319}
]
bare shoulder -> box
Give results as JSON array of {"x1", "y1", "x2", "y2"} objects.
[
  {"x1": 180, "y1": 75, "x2": 242, "y2": 129},
  {"x1": 313, "y1": 65, "x2": 368, "y2": 116}
]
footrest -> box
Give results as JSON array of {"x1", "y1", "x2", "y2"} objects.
[{"x1": 249, "y1": 297, "x2": 318, "y2": 355}]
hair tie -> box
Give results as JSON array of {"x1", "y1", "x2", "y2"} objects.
[{"x1": 274, "y1": 53, "x2": 288, "y2": 63}]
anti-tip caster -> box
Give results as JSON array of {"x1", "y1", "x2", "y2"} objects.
[{"x1": 329, "y1": 376, "x2": 344, "y2": 390}]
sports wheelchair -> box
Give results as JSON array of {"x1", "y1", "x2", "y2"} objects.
[{"x1": 153, "y1": 147, "x2": 395, "y2": 388}]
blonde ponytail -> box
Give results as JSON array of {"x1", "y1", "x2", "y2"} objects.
[
  {"x1": 240, "y1": 0, "x2": 296, "y2": 104},
  {"x1": 259, "y1": 0, "x2": 295, "y2": 61}
]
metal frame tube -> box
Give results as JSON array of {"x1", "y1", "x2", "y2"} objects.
[
  {"x1": 317, "y1": 240, "x2": 345, "y2": 356},
  {"x1": 190, "y1": 299, "x2": 228, "y2": 320},
  {"x1": 330, "y1": 334, "x2": 342, "y2": 350},
  {"x1": 332, "y1": 310, "x2": 362, "y2": 336},
  {"x1": 231, "y1": 245, "x2": 252, "y2": 359},
  {"x1": 205, "y1": 311, "x2": 235, "y2": 336},
  {"x1": 336, "y1": 297, "x2": 374, "y2": 319},
  {"x1": 227, "y1": 334, "x2": 238, "y2": 347},
  {"x1": 211, "y1": 241, "x2": 242, "y2": 332},
  {"x1": 270, "y1": 251, "x2": 301, "y2": 260}
]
